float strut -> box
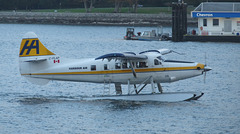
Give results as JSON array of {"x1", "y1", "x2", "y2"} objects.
[
  {"x1": 134, "y1": 84, "x2": 137, "y2": 94},
  {"x1": 132, "y1": 76, "x2": 152, "y2": 94},
  {"x1": 157, "y1": 83, "x2": 163, "y2": 93},
  {"x1": 136, "y1": 84, "x2": 147, "y2": 94},
  {"x1": 128, "y1": 79, "x2": 131, "y2": 94},
  {"x1": 150, "y1": 76, "x2": 155, "y2": 93}
]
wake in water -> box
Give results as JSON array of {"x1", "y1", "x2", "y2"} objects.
[{"x1": 17, "y1": 95, "x2": 85, "y2": 105}]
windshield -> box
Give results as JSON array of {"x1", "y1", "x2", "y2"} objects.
[{"x1": 157, "y1": 56, "x2": 166, "y2": 61}]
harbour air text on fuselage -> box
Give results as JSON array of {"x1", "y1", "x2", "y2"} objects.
[{"x1": 19, "y1": 32, "x2": 211, "y2": 102}]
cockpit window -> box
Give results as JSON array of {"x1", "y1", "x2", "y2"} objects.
[{"x1": 154, "y1": 59, "x2": 160, "y2": 65}]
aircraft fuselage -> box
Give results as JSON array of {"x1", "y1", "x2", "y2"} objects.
[{"x1": 20, "y1": 54, "x2": 205, "y2": 84}]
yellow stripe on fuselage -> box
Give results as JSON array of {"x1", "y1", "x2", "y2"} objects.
[{"x1": 21, "y1": 64, "x2": 204, "y2": 76}]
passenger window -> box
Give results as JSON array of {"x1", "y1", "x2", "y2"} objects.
[
  {"x1": 145, "y1": 62, "x2": 148, "y2": 67},
  {"x1": 122, "y1": 62, "x2": 128, "y2": 69},
  {"x1": 104, "y1": 64, "x2": 108, "y2": 70},
  {"x1": 115, "y1": 63, "x2": 121, "y2": 69},
  {"x1": 137, "y1": 62, "x2": 148, "y2": 68},
  {"x1": 91, "y1": 65, "x2": 96, "y2": 71},
  {"x1": 136, "y1": 62, "x2": 139, "y2": 68}
]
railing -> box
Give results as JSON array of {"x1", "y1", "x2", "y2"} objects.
[{"x1": 193, "y1": 2, "x2": 240, "y2": 12}]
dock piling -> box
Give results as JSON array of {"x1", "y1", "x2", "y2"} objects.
[{"x1": 172, "y1": 1, "x2": 187, "y2": 42}]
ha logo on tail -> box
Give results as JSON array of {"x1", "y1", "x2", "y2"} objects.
[{"x1": 19, "y1": 32, "x2": 55, "y2": 57}]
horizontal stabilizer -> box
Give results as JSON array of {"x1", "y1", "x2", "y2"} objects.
[
  {"x1": 24, "y1": 57, "x2": 47, "y2": 62},
  {"x1": 25, "y1": 77, "x2": 50, "y2": 85}
]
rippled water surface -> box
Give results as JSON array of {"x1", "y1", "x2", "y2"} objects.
[{"x1": 0, "y1": 24, "x2": 240, "y2": 134}]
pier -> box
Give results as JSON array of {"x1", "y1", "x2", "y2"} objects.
[{"x1": 0, "y1": 12, "x2": 197, "y2": 27}]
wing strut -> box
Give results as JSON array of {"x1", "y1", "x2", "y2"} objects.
[{"x1": 128, "y1": 60, "x2": 137, "y2": 78}]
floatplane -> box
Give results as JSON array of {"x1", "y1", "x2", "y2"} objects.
[{"x1": 19, "y1": 32, "x2": 211, "y2": 102}]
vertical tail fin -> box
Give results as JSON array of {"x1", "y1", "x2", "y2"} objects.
[
  {"x1": 19, "y1": 32, "x2": 55, "y2": 57},
  {"x1": 19, "y1": 32, "x2": 55, "y2": 85}
]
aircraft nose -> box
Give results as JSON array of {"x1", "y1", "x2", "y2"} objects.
[{"x1": 204, "y1": 66, "x2": 212, "y2": 72}]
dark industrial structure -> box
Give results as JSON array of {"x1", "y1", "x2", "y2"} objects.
[{"x1": 172, "y1": 1, "x2": 187, "y2": 42}]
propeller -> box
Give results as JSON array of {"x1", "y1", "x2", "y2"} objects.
[
  {"x1": 204, "y1": 52, "x2": 207, "y2": 83},
  {"x1": 204, "y1": 70, "x2": 206, "y2": 83},
  {"x1": 203, "y1": 53, "x2": 212, "y2": 83}
]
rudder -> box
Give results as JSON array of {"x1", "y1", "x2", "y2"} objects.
[{"x1": 19, "y1": 32, "x2": 55, "y2": 85}]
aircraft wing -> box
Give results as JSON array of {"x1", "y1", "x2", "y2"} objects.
[
  {"x1": 95, "y1": 52, "x2": 147, "y2": 61},
  {"x1": 158, "y1": 49, "x2": 184, "y2": 55},
  {"x1": 139, "y1": 49, "x2": 184, "y2": 55}
]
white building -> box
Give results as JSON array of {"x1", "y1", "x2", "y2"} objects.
[{"x1": 191, "y1": 2, "x2": 240, "y2": 36}]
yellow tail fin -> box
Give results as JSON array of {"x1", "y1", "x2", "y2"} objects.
[{"x1": 19, "y1": 32, "x2": 55, "y2": 57}]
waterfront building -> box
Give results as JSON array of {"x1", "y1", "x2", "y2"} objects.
[{"x1": 191, "y1": 2, "x2": 240, "y2": 36}]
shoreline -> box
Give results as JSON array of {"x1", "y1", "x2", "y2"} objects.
[{"x1": 0, "y1": 12, "x2": 197, "y2": 27}]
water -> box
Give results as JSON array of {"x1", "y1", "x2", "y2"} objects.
[{"x1": 0, "y1": 24, "x2": 240, "y2": 134}]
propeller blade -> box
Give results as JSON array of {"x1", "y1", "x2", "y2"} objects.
[
  {"x1": 205, "y1": 52, "x2": 206, "y2": 66},
  {"x1": 204, "y1": 72, "x2": 206, "y2": 83},
  {"x1": 203, "y1": 52, "x2": 211, "y2": 83},
  {"x1": 203, "y1": 66, "x2": 212, "y2": 83}
]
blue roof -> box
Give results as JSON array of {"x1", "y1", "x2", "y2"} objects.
[
  {"x1": 95, "y1": 53, "x2": 125, "y2": 60},
  {"x1": 95, "y1": 52, "x2": 147, "y2": 60}
]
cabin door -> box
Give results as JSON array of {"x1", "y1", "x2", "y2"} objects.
[
  {"x1": 103, "y1": 64, "x2": 112, "y2": 83},
  {"x1": 224, "y1": 20, "x2": 232, "y2": 32}
]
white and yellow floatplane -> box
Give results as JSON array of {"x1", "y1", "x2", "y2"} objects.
[{"x1": 19, "y1": 32, "x2": 211, "y2": 102}]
